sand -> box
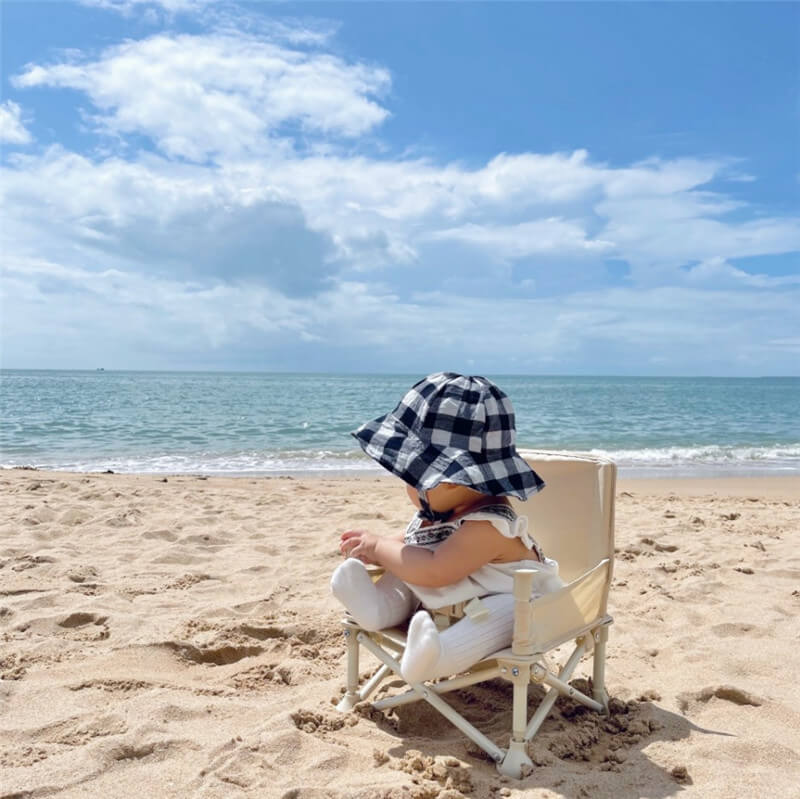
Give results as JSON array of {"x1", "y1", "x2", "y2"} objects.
[{"x1": 1, "y1": 468, "x2": 799, "y2": 799}]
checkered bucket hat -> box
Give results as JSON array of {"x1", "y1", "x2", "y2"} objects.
[{"x1": 352, "y1": 372, "x2": 544, "y2": 500}]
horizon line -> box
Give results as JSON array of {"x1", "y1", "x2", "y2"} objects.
[{"x1": 1, "y1": 368, "x2": 798, "y2": 380}]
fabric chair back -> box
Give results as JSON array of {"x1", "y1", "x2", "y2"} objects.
[{"x1": 512, "y1": 451, "x2": 616, "y2": 584}]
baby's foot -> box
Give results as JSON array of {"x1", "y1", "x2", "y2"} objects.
[
  {"x1": 330, "y1": 558, "x2": 382, "y2": 630},
  {"x1": 401, "y1": 610, "x2": 442, "y2": 684}
]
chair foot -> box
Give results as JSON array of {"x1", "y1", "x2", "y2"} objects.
[
  {"x1": 336, "y1": 692, "x2": 360, "y2": 712},
  {"x1": 593, "y1": 687, "x2": 610, "y2": 714},
  {"x1": 496, "y1": 740, "x2": 533, "y2": 779}
]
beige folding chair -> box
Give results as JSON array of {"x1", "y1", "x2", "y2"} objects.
[{"x1": 335, "y1": 451, "x2": 616, "y2": 778}]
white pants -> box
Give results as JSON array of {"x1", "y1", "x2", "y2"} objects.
[{"x1": 331, "y1": 558, "x2": 516, "y2": 683}]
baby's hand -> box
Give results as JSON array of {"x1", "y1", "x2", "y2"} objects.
[{"x1": 339, "y1": 530, "x2": 379, "y2": 564}]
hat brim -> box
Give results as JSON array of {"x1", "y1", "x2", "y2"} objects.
[{"x1": 352, "y1": 411, "x2": 544, "y2": 501}]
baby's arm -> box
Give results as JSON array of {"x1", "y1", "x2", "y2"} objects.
[
  {"x1": 341, "y1": 521, "x2": 505, "y2": 587},
  {"x1": 338, "y1": 530, "x2": 403, "y2": 564}
]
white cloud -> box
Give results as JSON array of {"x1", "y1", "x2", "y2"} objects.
[
  {"x1": 2, "y1": 254, "x2": 310, "y2": 357},
  {"x1": 600, "y1": 199, "x2": 800, "y2": 278},
  {"x1": 4, "y1": 253, "x2": 798, "y2": 374},
  {"x1": 14, "y1": 32, "x2": 390, "y2": 162},
  {"x1": 429, "y1": 218, "x2": 614, "y2": 259},
  {"x1": 0, "y1": 100, "x2": 32, "y2": 144},
  {"x1": 79, "y1": 0, "x2": 211, "y2": 16},
  {"x1": 2, "y1": 17, "x2": 799, "y2": 374},
  {"x1": 603, "y1": 157, "x2": 723, "y2": 198},
  {"x1": 10, "y1": 26, "x2": 796, "y2": 285},
  {"x1": 1, "y1": 146, "x2": 338, "y2": 296},
  {"x1": 3, "y1": 135, "x2": 798, "y2": 300},
  {"x1": 765, "y1": 337, "x2": 800, "y2": 355},
  {"x1": 685, "y1": 256, "x2": 800, "y2": 288}
]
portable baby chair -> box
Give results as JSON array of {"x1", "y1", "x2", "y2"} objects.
[{"x1": 335, "y1": 451, "x2": 616, "y2": 778}]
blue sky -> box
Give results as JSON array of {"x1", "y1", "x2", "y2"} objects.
[{"x1": 1, "y1": 0, "x2": 798, "y2": 376}]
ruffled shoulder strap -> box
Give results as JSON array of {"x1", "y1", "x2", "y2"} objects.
[{"x1": 462, "y1": 504, "x2": 542, "y2": 558}]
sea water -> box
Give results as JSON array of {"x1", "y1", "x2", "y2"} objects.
[{"x1": 1, "y1": 370, "x2": 798, "y2": 477}]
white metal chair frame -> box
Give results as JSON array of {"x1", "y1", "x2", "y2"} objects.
[{"x1": 335, "y1": 452, "x2": 616, "y2": 779}]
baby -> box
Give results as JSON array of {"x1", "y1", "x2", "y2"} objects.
[{"x1": 331, "y1": 372, "x2": 564, "y2": 683}]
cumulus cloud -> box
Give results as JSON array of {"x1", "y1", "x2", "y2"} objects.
[
  {"x1": 0, "y1": 101, "x2": 32, "y2": 144},
  {"x1": 1, "y1": 147, "x2": 338, "y2": 296},
  {"x1": 14, "y1": 31, "x2": 390, "y2": 162},
  {"x1": 3, "y1": 134, "x2": 798, "y2": 304}
]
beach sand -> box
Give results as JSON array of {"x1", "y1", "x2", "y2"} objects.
[{"x1": 1, "y1": 469, "x2": 799, "y2": 798}]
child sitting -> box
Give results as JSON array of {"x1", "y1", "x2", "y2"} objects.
[{"x1": 331, "y1": 372, "x2": 564, "y2": 684}]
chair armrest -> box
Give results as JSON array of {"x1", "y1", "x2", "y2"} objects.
[{"x1": 512, "y1": 559, "x2": 612, "y2": 655}]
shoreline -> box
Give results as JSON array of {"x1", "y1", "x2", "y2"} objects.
[{"x1": 4, "y1": 465, "x2": 800, "y2": 499}]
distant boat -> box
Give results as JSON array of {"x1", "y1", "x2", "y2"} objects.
[{"x1": 96, "y1": 368, "x2": 105, "y2": 371}]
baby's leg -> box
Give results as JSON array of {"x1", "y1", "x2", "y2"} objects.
[
  {"x1": 330, "y1": 558, "x2": 416, "y2": 631},
  {"x1": 401, "y1": 594, "x2": 515, "y2": 684}
]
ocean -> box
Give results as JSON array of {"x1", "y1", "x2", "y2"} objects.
[{"x1": 1, "y1": 370, "x2": 798, "y2": 478}]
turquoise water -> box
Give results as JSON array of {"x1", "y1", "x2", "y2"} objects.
[{"x1": 1, "y1": 370, "x2": 798, "y2": 477}]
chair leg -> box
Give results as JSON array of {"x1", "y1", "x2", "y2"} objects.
[
  {"x1": 336, "y1": 625, "x2": 361, "y2": 712},
  {"x1": 357, "y1": 632, "x2": 507, "y2": 764},
  {"x1": 497, "y1": 662, "x2": 534, "y2": 779},
  {"x1": 592, "y1": 625, "x2": 610, "y2": 713},
  {"x1": 523, "y1": 640, "x2": 586, "y2": 742}
]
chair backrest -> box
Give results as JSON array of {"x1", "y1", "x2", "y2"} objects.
[{"x1": 511, "y1": 451, "x2": 616, "y2": 584}]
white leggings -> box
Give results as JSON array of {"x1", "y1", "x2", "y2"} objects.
[{"x1": 330, "y1": 558, "x2": 516, "y2": 683}]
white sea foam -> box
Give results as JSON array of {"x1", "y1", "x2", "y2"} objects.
[
  {"x1": 0, "y1": 450, "x2": 383, "y2": 477},
  {"x1": 589, "y1": 443, "x2": 800, "y2": 462},
  {"x1": 584, "y1": 444, "x2": 800, "y2": 477},
  {"x1": 4, "y1": 443, "x2": 799, "y2": 478}
]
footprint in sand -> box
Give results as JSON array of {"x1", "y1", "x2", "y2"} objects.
[
  {"x1": 58, "y1": 611, "x2": 107, "y2": 629},
  {"x1": 166, "y1": 641, "x2": 264, "y2": 666},
  {"x1": 21, "y1": 611, "x2": 110, "y2": 641}
]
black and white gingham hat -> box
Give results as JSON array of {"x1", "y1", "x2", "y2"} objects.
[{"x1": 352, "y1": 372, "x2": 544, "y2": 500}]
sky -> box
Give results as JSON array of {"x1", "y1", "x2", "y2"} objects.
[{"x1": 0, "y1": 1, "x2": 798, "y2": 376}]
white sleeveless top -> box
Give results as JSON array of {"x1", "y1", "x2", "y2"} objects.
[{"x1": 402, "y1": 505, "x2": 565, "y2": 609}]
